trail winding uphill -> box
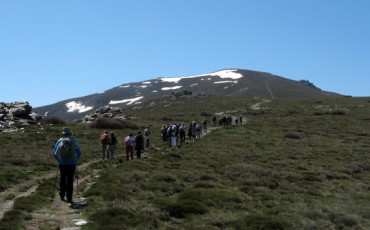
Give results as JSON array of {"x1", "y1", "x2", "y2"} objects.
[{"x1": 1, "y1": 99, "x2": 270, "y2": 229}]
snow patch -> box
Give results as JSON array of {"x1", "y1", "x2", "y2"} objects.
[
  {"x1": 158, "y1": 69, "x2": 242, "y2": 83},
  {"x1": 190, "y1": 83, "x2": 198, "y2": 87},
  {"x1": 139, "y1": 85, "x2": 148, "y2": 88},
  {"x1": 214, "y1": 81, "x2": 238, "y2": 84},
  {"x1": 120, "y1": 85, "x2": 131, "y2": 88},
  {"x1": 142, "y1": 81, "x2": 151, "y2": 84},
  {"x1": 161, "y1": 86, "x2": 183, "y2": 91},
  {"x1": 66, "y1": 101, "x2": 93, "y2": 113},
  {"x1": 152, "y1": 90, "x2": 158, "y2": 93},
  {"x1": 109, "y1": 96, "x2": 144, "y2": 105}
]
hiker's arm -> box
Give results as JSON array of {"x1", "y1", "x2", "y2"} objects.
[{"x1": 52, "y1": 139, "x2": 62, "y2": 162}]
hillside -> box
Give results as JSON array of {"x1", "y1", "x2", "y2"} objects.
[
  {"x1": 1, "y1": 95, "x2": 370, "y2": 229},
  {"x1": 34, "y1": 69, "x2": 340, "y2": 121}
]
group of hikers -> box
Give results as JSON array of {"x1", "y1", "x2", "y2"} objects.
[
  {"x1": 160, "y1": 119, "x2": 206, "y2": 147},
  {"x1": 50, "y1": 115, "x2": 243, "y2": 203},
  {"x1": 99, "y1": 115, "x2": 243, "y2": 160},
  {"x1": 100, "y1": 127, "x2": 152, "y2": 161}
]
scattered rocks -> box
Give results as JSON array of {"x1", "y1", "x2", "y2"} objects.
[
  {"x1": 82, "y1": 106, "x2": 125, "y2": 123},
  {"x1": 0, "y1": 102, "x2": 42, "y2": 133}
]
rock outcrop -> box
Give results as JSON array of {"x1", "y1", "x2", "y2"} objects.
[
  {"x1": 82, "y1": 106, "x2": 125, "y2": 123},
  {"x1": 0, "y1": 102, "x2": 43, "y2": 133}
]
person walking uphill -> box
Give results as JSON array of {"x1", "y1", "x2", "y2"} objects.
[
  {"x1": 135, "y1": 131, "x2": 144, "y2": 159},
  {"x1": 100, "y1": 130, "x2": 108, "y2": 159},
  {"x1": 107, "y1": 132, "x2": 118, "y2": 160},
  {"x1": 52, "y1": 127, "x2": 81, "y2": 203},
  {"x1": 124, "y1": 133, "x2": 135, "y2": 161},
  {"x1": 144, "y1": 126, "x2": 151, "y2": 149}
]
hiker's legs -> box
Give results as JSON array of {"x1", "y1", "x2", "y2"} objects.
[
  {"x1": 171, "y1": 136, "x2": 176, "y2": 147},
  {"x1": 66, "y1": 165, "x2": 76, "y2": 201},
  {"x1": 136, "y1": 148, "x2": 142, "y2": 158},
  {"x1": 59, "y1": 165, "x2": 75, "y2": 201},
  {"x1": 145, "y1": 139, "x2": 150, "y2": 148},
  {"x1": 129, "y1": 146, "x2": 134, "y2": 160},
  {"x1": 109, "y1": 149, "x2": 115, "y2": 160},
  {"x1": 125, "y1": 146, "x2": 129, "y2": 161},
  {"x1": 59, "y1": 165, "x2": 67, "y2": 199},
  {"x1": 101, "y1": 144, "x2": 107, "y2": 159}
]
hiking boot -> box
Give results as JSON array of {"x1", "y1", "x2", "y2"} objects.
[{"x1": 59, "y1": 192, "x2": 65, "y2": 201}]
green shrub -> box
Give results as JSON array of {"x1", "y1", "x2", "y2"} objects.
[
  {"x1": 150, "y1": 173, "x2": 177, "y2": 183},
  {"x1": 0, "y1": 210, "x2": 26, "y2": 230},
  {"x1": 90, "y1": 118, "x2": 139, "y2": 129},
  {"x1": 233, "y1": 214, "x2": 292, "y2": 230},
  {"x1": 157, "y1": 199, "x2": 208, "y2": 218},
  {"x1": 41, "y1": 115, "x2": 66, "y2": 125},
  {"x1": 83, "y1": 207, "x2": 160, "y2": 229}
]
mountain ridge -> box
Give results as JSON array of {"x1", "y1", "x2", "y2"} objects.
[{"x1": 34, "y1": 68, "x2": 340, "y2": 121}]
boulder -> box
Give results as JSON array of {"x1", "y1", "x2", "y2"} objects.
[
  {"x1": 82, "y1": 106, "x2": 125, "y2": 123},
  {"x1": 0, "y1": 101, "x2": 42, "y2": 132}
]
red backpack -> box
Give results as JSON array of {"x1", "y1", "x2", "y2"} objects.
[{"x1": 100, "y1": 134, "x2": 108, "y2": 144}]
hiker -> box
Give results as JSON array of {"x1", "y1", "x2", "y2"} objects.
[
  {"x1": 239, "y1": 116, "x2": 243, "y2": 125},
  {"x1": 52, "y1": 127, "x2": 81, "y2": 203},
  {"x1": 227, "y1": 116, "x2": 232, "y2": 126},
  {"x1": 144, "y1": 126, "x2": 151, "y2": 148},
  {"x1": 124, "y1": 133, "x2": 135, "y2": 161},
  {"x1": 191, "y1": 121, "x2": 197, "y2": 139},
  {"x1": 235, "y1": 117, "x2": 239, "y2": 125},
  {"x1": 166, "y1": 124, "x2": 173, "y2": 146},
  {"x1": 202, "y1": 118, "x2": 208, "y2": 132},
  {"x1": 106, "y1": 132, "x2": 117, "y2": 160},
  {"x1": 212, "y1": 116, "x2": 217, "y2": 126},
  {"x1": 195, "y1": 123, "x2": 202, "y2": 140},
  {"x1": 179, "y1": 123, "x2": 186, "y2": 144},
  {"x1": 161, "y1": 125, "x2": 167, "y2": 145},
  {"x1": 135, "y1": 131, "x2": 144, "y2": 158},
  {"x1": 187, "y1": 122, "x2": 194, "y2": 141},
  {"x1": 100, "y1": 130, "x2": 108, "y2": 159},
  {"x1": 170, "y1": 124, "x2": 177, "y2": 147},
  {"x1": 219, "y1": 116, "x2": 226, "y2": 127}
]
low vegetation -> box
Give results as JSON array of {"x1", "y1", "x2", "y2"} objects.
[
  {"x1": 90, "y1": 117, "x2": 139, "y2": 130},
  {"x1": 1, "y1": 95, "x2": 370, "y2": 229}
]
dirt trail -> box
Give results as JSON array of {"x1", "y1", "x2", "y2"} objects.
[
  {"x1": 25, "y1": 169, "x2": 98, "y2": 230},
  {"x1": 250, "y1": 99, "x2": 271, "y2": 110},
  {"x1": 0, "y1": 161, "x2": 97, "y2": 229},
  {"x1": 0, "y1": 172, "x2": 54, "y2": 220}
]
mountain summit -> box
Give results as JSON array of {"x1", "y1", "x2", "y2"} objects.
[{"x1": 34, "y1": 69, "x2": 339, "y2": 121}]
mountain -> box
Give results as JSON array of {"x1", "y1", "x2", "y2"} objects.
[{"x1": 34, "y1": 69, "x2": 340, "y2": 121}]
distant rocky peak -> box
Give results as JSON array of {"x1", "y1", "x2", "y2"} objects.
[{"x1": 299, "y1": 80, "x2": 321, "y2": 90}]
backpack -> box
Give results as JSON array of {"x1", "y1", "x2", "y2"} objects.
[
  {"x1": 124, "y1": 136, "x2": 132, "y2": 146},
  {"x1": 59, "y1": 137, "x2": 75, "y2": 161},
  {"x1": 101, "y1": 134, "x2": 108, "y2": 144}
]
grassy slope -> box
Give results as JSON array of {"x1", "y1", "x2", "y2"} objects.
[{"x1": 1, "y1": 96, "x2": 370, "y2": 229}]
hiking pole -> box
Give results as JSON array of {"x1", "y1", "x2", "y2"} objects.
[
  {"x1": 76, "y1": 163, "x2": 79, "y2": 198},
  {"x1": 52, "y1": 166, "x2": 59, "y2": 199}
]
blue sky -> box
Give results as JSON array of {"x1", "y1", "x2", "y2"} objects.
[{"x1": 1, "y1": 0, "x2": 369, "y2": 107}]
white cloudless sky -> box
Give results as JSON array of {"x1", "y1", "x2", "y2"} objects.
[{"x1": 1, "y1": 0, "x2": 369, "y2": 107}]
